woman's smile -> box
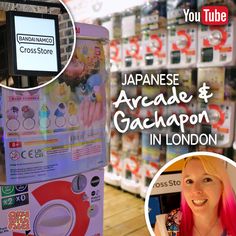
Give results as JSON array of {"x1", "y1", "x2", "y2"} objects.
[{"x1": 192, "y1": 199, "x2": 208, "y2": 207}]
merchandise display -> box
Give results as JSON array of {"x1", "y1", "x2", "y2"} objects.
[
  {"x1": 98, "y1": 0, "x2": 236, "y2": 200},
  {"x1": 0, "y1": 18, "x2": 109, "y2": 236},
  {"x1": 1, "y1": 0, "x2": 236, "y2": 235}
]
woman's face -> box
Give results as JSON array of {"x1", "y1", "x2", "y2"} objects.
[{"x1": 182, "y1": 159, "x2": 223, "y2": 216}]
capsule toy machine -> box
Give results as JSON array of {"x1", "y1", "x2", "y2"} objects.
[
  {"x1": 110, "y1": 71, "x2": 122, "y2": 107},
  {"x1": 198, "y1": 68, "x2": 236, "y2": 148},
  {"x1": 121, "y1": 152, "x2": 142, "y2": 195},
  {"x1": 198, "y1": 101, "x2": 235, "y2": 148},
  {"x1": 102, "y1": 14, "x2": 123, "y2": 72},
  {"x1": 167, "y1": 23, "x2": 198, "y2": 69},
  {"x1": 104, "y1": 70, "x2": 122, "y2": 186},
  {"x1": 167, "y1": 1, "x2": 198, "y2": 69},
  {"x1": 197, "y1": 18, "x2": 236, "y2": 67},
  {"x1": 0, "y1": 23, "x2": 110, "y2": 236},
  {"x1": 140, "y1": 70, "x2": 169, "y2": 135},
  {"x1": 119, "y1": 71, "x2": 142, "y2": 123},
  {"x1": 0, "y1": 169, "x2": 104, "y2": 236},
  {"x1": 140, "y1": 131, "x2": 166, "y2": 198},
  {"x1": 120, "y1": 132, "x2": 142, "y2": 194},
  {"x1": 121, "y1": 7, "x2": 143, "y2": 72},
  {"x1": 167, "y1": 69, "x2": 198, "y2": 136},
  {"x1": 140, "y1": 0, "x2": 167, "y2": 70},
  {"x1": 105, "y1": 149, "x2": 123, "y2": 187},
  {"x1": 104, "y1": 125, "x2": 123, "y2": 187}
]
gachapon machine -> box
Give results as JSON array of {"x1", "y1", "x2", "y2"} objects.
[
  {"x1": 167, "y1": 24, "x2": 198, "y2": 68},
  {"x1": 198, "y1": 67, "x2": 225, "y2": 102},
  {"x1": 140, "y1": 131, "x2": 166, "y2": 198},
  {"x1": 197, "y1": 67, "x2": 235, "y2": 148},
  {"x1": 142, "y1": 28, "x2": 168, "y2": 69},
  {"x1": 105, "y1": 150, "x2": 123, "y2": 187},
  {"x1": 198, "y1": 101, "x2": 235, "y2": 148},
  {"x1": 169, "y1": 69, "x2": 197, "y2": 97},
  {"x1": 140, "y1": 0, "x2": 167, "y2": 69},
  {"x1": 101, "y1": 14, "x2": 123, "y2": 72},
  {"x1": 121, "y1": 152, "x2": 142, "y2": 194},
  {"x1": 140, "y1": 72, "x2": 169, "y2": 135},
  {"x1": 197, "y1": 18, "x2": 236, "y2": 67},
  {"x1": 120, "y1": 132, "x2": 141, "y2": 194},
  {"x1": 104, "y1": 125, "x2": 123, "y2": 187},
  {"x1": 167, "y1": 0, "x2": 197, "y2": 69},
  {"x1": 121, "y1": 7, "x2": 143, "y2": 71},
  {"x1": 0, "y1": 23, "x2": 110, "y2": 236}
]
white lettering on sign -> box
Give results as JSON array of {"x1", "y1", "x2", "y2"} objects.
[
  {"x1": 151, "y1": 173, "x2": 182, "y2": 195},
  {"x1": 17, "y1": 34, "x2": 54, "y2": 45}
]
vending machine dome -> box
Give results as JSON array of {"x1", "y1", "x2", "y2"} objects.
[{"x1": 0, "y1": 23, "x2": 110, "y2": 185}]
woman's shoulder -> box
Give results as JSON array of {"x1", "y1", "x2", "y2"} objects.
[{"x1": 166, "y1": 208, "x2": 182, "y2": 233}]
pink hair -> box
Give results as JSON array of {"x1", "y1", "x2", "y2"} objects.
[{"x1": 179, "y1": 155, "x2": 236, "y2": 236}]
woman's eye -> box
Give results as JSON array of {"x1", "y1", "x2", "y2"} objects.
[
  {"x1": 203, "y1": 177, "x2": 213, "y2": 183},
  {"x1": 185, "y1": 179, "x2": 193, "y2": 184}
]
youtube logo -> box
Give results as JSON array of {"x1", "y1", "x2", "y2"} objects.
[{"x1": 183, "y1": 6, "x2": 228, "y2": 25}]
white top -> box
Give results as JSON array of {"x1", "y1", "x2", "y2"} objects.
[{"x1": 75, "y1": 22, "x2": 109, "y2": 40}]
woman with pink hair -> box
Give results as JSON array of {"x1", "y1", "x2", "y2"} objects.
[{"x1": 155, "y1": 155, "x2": 236, "y2": 236}]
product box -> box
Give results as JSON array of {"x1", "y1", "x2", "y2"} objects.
[{"x1": 0, "y1": 168, "x2": 104, "y2": 236}]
